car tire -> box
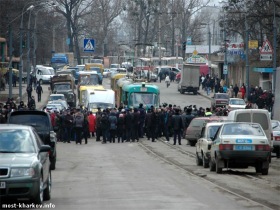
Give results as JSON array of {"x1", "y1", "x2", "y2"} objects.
[
  {"x1": 180, "y1": 89, "x2": 184, "y2": 94},
  {"x1": 209, "y1": 157, "x2": 215, "y2": 171},
  {"x1": 50, "y1": 157, "x2": 56, "y2": 170},
  {"x1": 215, "y1": 157, "x2": 223, "y2": 174},
  {"x1": 202, "y1": 154, "x2": 209, "y2": 168},
  {"x1": 33, "y1": 174, "x2": 44, "y2": 204},
  {"x1": 196, "y1": 152, "x2": 202, "y2": 166},
  {"x1": 43, "y1": 171, "x2": 52, "y2": 201},
  {"x1": 189, "y1": 141, "x2": 196, "y2": 147}
]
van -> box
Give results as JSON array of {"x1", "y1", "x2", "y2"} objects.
[
  {"x1": 35, "y1": 65, "x2": 55, "y2": 84},
  {"x1": 227, "y1": 109, "x2": 272, "y2": 147}
]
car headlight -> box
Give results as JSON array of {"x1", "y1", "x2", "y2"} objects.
[{"x1": 10, "y1": 167, "x2": 35, "y2": 177}]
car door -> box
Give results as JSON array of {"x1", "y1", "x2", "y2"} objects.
[
  {"x1": 33, "y1": 130, "x2": 49, "y2": 181},
  {"x1": 197, "y1": 126, "x2": 206, "y2": 153}
]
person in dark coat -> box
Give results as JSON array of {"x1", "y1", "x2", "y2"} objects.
[
  {"x1": 132, "y1": 108, "x2": 140, "y2": 142},
  {"x1": 172, "y1": 109, "x2": 183, "y2": 145},
  {"x1": 145, "y1": 107, "x2": 157, "y2": 142},
  {"x1": 233, "y1": 84, "x2": 239, "y2": 98},
  {"x1": 36, "y1": 83, "x2": 43, "y2": 102},
  {"x1": 108, "y1": 109, "x2": 118, "y2": 143},
  {"x1": 125, "y1": 108, "x2": 133, "y2": 142},
  {"x1": 100, "y1": 111, "x2": 110, "y2": 144},
  {"x1": 26, "y1": 85, "x2": 33, "y2": 102},
  {"x1": 117, "y1": 110, "x2": 126, "y2": 143},
  {"x1": 138, "y1": 103, "x2": 146, "y2": 138}
]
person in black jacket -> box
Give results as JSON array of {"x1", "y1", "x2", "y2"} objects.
[
  {"x1": 125, "y1": 108, "x2": 134, "y2": 142},
  {"x1": 132, "y1": 108, "x2": 140, "y2": 142},
  {"x1": 100, "y1": 111, "x2": 110, "y2": 144},
  {"x1": 172, "y1": 108, "x2": 183, "y2": 145},
  {"x1": 145, "y1": 107, "x2": 157, "y2": 142}
]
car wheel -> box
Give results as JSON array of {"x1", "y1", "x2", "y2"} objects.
[
  {"x1": 189, "y1": 141, "x2": 196, "y2": 147},
  {"x1": 209, "y1": 157, "x2": 215, "y2": 171},
  {"x1": 180, "y1": 89, "x2": 184, "y2": 94},
  {"x1": 196, "y1": 152, "x2": 202, "y2": 166},
  {"x1": 33, "y1": 174, "x2": 44, "y2": 204},
  {"x1": 215, "y1": 157, "x2": 223, "y2": 174},
  {"x1": 43, "y1": 171, "x2": 52, "y2": 201},
  {"x1": 202, "y1": 154, "x2": 209, "y2": 168},
  {"x1": 50, "y1": 156, "x2": 56, "y2": 170}
]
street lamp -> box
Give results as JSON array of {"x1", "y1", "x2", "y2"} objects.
[{"x1": 19, "y1": 5, "x2": 34, "y2": 101}]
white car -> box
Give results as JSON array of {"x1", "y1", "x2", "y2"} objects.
[
  {"x1": 102, "y1": 69, "x2": 111, "y2": 78},
  {"x1": 48, "y1": 99, "x2": 69, "y2": 110},
  {"x1": 45, "y1": 104, "x2": 64, "y2": 112},
  {"x1": 209, "y1": 122, "x2": 271, "y2": 175},
  {"x1": 49, "y1": 94, "x2": 66, "y2": 102},
  {"x1": 271, "y1": 120, "x2": 280, "y2": 157},
  {"x1": 195, "y1": 122, "x2": 223, "y2": 168},
  {"x1": 227, "y1": 98, "x2": 246, "y2": 111}
]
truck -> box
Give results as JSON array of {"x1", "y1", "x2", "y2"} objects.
[
  {"x1": 85, "y1": 89, "x2": 115, "y2": 113},
  {"x1": 178, "y1": 64, "x2": 200, "y2": 95},
  {"x1": 50, "y1": 75, "x2": 76, "y2": 107},
  {"x1": 51, "y1": 52, "x2": 74, "y2": 69}
]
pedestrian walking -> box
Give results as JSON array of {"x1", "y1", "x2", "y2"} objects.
[
  {"x1": 26, "y1": 85, "x2": 33, "y2": 102},
  {"x1": 233, "y1": 84, "x2": 239, "y2": 98},
  {"x1": 36, "y1": 83, "x2": 43, "y2": 102},
  {"x1": 27, "y1": 96, "x2": 36, "y2": 109},
  {"x1": 73, "y1": 109, "x2": 84, "y2": 144}
]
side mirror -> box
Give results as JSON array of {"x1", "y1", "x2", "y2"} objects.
[{"x1": 39, "y1": 145, "x2": 51, "y2": 153}]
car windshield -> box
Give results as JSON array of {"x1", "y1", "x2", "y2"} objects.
[
  {"x1": 53, "y1": 84, "x2": 71, "y2": 91},
  {"x1": 222, "y1": 124, "x2": 265, "y2": 136},
  {"x1": 272, "y1": 121, "x2": 280, "y2": 131},
  {"x1": 0, "y1": 129, "x2": 35, "y2": 153},
  {"x1": 49, "y1": 95, "x2": 65, "y2": 101},
  {"x1": 90, "y1": 67, "x2": 101, "y2": 73},
  {"x1": 190, "y1": 119, "x2": 206, "y2": 127},
  {"x1": 230, "y1": 99, "x2": 245, "y2": 105},
  {"x1": 111, "y1": 64, "x2": 119, "y2": 68},
  {"x1": 216, "y1": 94, "x2": 229, "y2": 99},
  {"x1": 80, "y1": 75, "x2": 99, "y2": 85},
  {"x1": 130, "y1": 93, "x2": 158, "y2": 107},
  {"x1": 38, "y1": 69, "x2": 52, "y2": 75},
  {"x1": 9, "y1": 115, "x2": 50, "y2": 132},
  {"x1": 208, "y1": 125, "x2": 220, "y2": 138},
  {"x1": 89, "y1": 103, "x2": 113, "y2": 109}
]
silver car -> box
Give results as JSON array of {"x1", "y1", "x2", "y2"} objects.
[{"x1": 0, "y1": 124, "x2": 52, "y2": 204}]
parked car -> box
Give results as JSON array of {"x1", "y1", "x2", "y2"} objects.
[
  {"x1": 7, "y1": 110, "x2": 57, "y2": 170},
  {"x1": 227, "y1": 98, "x2": 246, "y2": 111},
  {"x1": 209, "y1": 122, "x2": 271, "y2": 175},
  {"x1": 185, "y1": 116, "x2": 227, "y2": 146},
  {"x1": 0, "y1": 124, "x2": 52, "y2": 204},
  {"x1": 48, "y1": 93, "x2": 66, "y2": 102},
  {"x1": 211, "y1": 93, "x2": 229, "y2": 110},
  {"x1": 271, "y1": 120, "x2": 280, "y2": 157},
  {"x1": 195, "y1": 122, "x2": 224, "y2": 168},
  {"x1": 47, "y1": 99, "x2": 69, "y2": 110}
]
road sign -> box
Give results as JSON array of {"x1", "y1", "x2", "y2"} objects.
[
  {"x1": 187, "y1": 37, "x2": 192, "y2": 45},
  {"x1": 223, "y1": 64, "x2": 228, "y2": 75},
  {"x1": 260, "y1": 40, "x2": 273, "y2": 54},
  {"x1": 249, "y1": 40, "x2": 258, "y2": 49},
  {"x1": 83, "y1": 38, "x2": 95, "y2": 52},
  {"x1": 260, "y1": 54, "x2": 272, "y2": 61}
]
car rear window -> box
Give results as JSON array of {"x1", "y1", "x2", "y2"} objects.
[
  {"x1": 236, "y1": 113, "x2": 251, "y2": 123},
  {"x1": 190, "y1": 119, "x2": 206, "y2": 127},
  {"x1": 222, "y1": 124, "x2": 265, "y2": 136},
  {"x1": 252, "y1": 113, "x2": 269, "y2": 130},
  {"x1": 9, "y1": 115, "x2": 50, "y2": 132},
  {"x1": 216, "y1": 94, "x2": 229, "y2": 99}
]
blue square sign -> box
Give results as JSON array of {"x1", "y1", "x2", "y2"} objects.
[{"x1": 83, "y1": 39, "x2": 95, "y2": 52}]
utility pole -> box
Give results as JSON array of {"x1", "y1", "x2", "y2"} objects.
[
  {"x1": 245, "y1": 15, "x2": 250, "y2": 100},
  {"x1": 26, "y1": 9, "x2": 33, "y2": 86},
  {"x1": 272, "y1": 0, "x2": 277, "y2": 95},
  {"x1": 208, "y1": 24, "x2": 211, "y2": 76},
  {"x1": 223, "y1": 15, "x2": 228, "y2": 86},
  {"x1": 158, "y1": 1, "x2": 161, "y2": 74},
  {"x1": 19, "y1": 15, "x2": 23, "y2": 101},
  {"x1": 8, "y1": 25, "x2": 13, "y2": 99}
]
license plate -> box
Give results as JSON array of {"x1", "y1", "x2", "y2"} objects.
[
  {"x1": 234, "y1": 145, "x2": 254, "y2": 151},
  {"x1": 0, "y1": 182, "x2": 6, "y2": 189}
]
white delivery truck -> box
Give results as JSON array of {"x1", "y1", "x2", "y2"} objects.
[
  {"x1": 178, "y1": 64, "x2": 200, "y2": 95},
  {"x1": 85, "y1": 89, "x2": 115, "y2": 113}
]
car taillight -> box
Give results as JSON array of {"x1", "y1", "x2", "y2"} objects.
[
  {"x1": 255, "y1": 145, "x2": 271, "y2": 151},
  {"x1": 275, "y1": 136, "x2": 280, "y2": 141},
  {"x1": 219, "y1": 144, "x2": 233, "y2": 150}
]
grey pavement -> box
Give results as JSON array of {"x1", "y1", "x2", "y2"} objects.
[
  {"x1": 197, "y1": 86, "x2": 214, "y2": 100},
  {"x1": 0, "y1": 83, "x2": 51, "y2": 110}
]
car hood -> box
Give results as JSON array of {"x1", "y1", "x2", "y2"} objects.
[{"x1": 0, "y1": 153, "x2": 37, "y2": 167}]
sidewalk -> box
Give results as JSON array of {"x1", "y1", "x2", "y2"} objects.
[
  {"x1": 197, "y1": 87, "x2": 214, "y2": 100},
  {"x1": 0, "y1": 83, "x2": 51, "y2": 110}
]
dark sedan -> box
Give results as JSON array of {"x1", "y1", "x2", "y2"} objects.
[{"x1": 0, "y1": 124, "x2": 52, "y2": 204}]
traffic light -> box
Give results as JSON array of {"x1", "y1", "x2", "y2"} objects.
[{"x1": 182, "y1": 41, "x2": 186, "y2": 51}]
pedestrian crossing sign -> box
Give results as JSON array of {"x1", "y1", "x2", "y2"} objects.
[
  {"x1": 83, "y1": 39, "x2": 95, "y2": 52},
  {"x1": 260, "y1": 40, "x2": 273, "y2": 54}
]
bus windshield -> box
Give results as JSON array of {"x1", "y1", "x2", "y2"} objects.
[
  {"x1": 130, "y1": 93, "x2": 158, "y2": 107},
  {"x1": 80, "y1": 75, "x2": 99, "y2": 85}
]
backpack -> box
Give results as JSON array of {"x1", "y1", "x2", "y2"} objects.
[{"x1": 75, "y1": 114, "x2": 84, "y2": 127}]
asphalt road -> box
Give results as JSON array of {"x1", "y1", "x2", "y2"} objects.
[{"x1": 34, "y1": 78, "x2": 279, "y2": 210}]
